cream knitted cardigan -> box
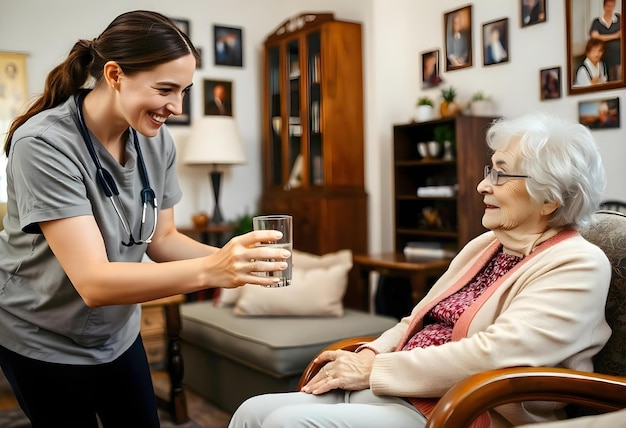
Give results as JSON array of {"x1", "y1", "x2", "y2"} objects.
[{"x1": 363, "y1": 229, "x2": 611, "y2": 427}]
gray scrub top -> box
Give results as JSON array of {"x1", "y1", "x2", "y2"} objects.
[{"x1": 0, "y1": 93, "x2": 182, "y2": 364}]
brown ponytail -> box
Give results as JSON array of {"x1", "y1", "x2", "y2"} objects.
[
  {"x1": 3, "y1": 39, "x2": 93, "y2": 154},
  {"x1": 3, "y1": 10, "x2": 199, "y2": 155}
]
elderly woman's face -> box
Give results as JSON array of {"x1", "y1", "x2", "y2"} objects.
[{"x1": 477, "y1": 139, "x2": 547, "y2": 234}]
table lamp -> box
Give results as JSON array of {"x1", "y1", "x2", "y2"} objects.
[{"x1": 183, "y1": 116, "x2": 247, "y2": 225}]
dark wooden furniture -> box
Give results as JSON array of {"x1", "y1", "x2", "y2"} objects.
[
  {"x1": 141, "y1": 295, "x2": 188, "y2": 424},
  {"x1": 178, "y1": 223, "x2": 236, "y2": 247},
  {"x1": 352, "y1": 253, "x2": 450, "y2": 311},
  {"x1": 392, "y1": 116, "x2": 497, "y2": 254},
  {"x1": 261, "y1": 13, "x2": 367, "y2": 309}
]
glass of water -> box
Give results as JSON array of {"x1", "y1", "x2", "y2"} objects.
[{"x1": 252, "y1": 214, "x2": 292, "y2": 287}]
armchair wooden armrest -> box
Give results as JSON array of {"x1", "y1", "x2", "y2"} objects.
[
  {"x1": 297, "y1": 336, "x2": 376, "y2": 390},
  {"x1": 425, "y1": 367, "x2": 626, "y2": 428}
]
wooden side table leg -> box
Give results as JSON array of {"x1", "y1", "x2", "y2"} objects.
[{"x1": 165, "y1": 303, "x2": 189, "y2": 424}]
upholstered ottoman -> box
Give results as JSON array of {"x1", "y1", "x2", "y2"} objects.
[{"x1": 180, "y1": 302, "x2": 397, "y2": 413}]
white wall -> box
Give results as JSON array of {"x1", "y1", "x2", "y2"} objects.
[{"x1": 1, "y1": 0, "x2": 624, "y2": 256}]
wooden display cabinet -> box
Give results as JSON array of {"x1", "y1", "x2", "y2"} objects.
[
  {"x1": 261, "y1": 13, "x2": 367, "y2": 308},
  {"x1": 393, "y1": 116, "x2": 498, "y2": 255}
]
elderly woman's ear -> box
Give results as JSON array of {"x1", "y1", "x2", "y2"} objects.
[{"x1": 541, "y1": 201, "x2": 560, "y2": 216}]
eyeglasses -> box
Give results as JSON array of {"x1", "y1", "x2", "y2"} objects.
[{"x1": 484, "y1": 165, "x2": 530, "y2": 186}]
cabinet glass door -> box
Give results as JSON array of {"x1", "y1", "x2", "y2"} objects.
[
  {"x1": 307, "y1": 32, "x2": 323, "y2": 186},
  {"x1": 268, "y1": 46, "x2": 282, "y2": 187},
  {"x1": 286, "y1": 40, "x2": 302, "y2": 189}
]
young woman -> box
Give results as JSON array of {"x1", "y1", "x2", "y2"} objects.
[{"x1": 0, "y1": 10, "x2": 289, "y2": 427}]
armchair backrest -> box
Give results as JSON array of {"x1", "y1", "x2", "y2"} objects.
[{"x1": 579, "y1": 210, "x2": 626, "y2": 377}]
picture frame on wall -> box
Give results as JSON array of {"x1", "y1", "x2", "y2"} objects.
[
  {"x1": 214, "y1": 25, "x2": 243, "y2": 67},
  {"x1": 444, "y1": 5, "x2": 473, "y2": 71},
  {"x1": 421, "y1": 49, "x2": 442, "y2": 89},
  {"x1": 566, "y1": 0, "x2": 625, "y2": 95},
  {"x1": 0, "y1": 52, "x2": 29, "y2": 127},
  {"x1": 482, "y1": 18, "x2": 510, "y2": 66},
  {"x1": 204, "y1": 79, "x2": 233, "y2": 116},
  {"x1": 171, "y1": 18, "x2": 190, "y2": 37},
  {"x1": 521, "y1": 0, "x2": 547, "y2": 27},
  {"x1": 578, "y1": 97, "x2": 620, "y2": 129},
  {"x1": 539, "y1": 66, "x2": 562, "y2": 100}
]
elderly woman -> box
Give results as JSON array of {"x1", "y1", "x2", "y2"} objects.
[{"x1": 229, "y1": 113, "x2": 611, "y2": 428}]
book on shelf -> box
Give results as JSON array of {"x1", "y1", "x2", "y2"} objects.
[{"x1": 403, "y1": 242, "x2": 456, "y2": 261}]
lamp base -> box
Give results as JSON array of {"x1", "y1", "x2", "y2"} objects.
[{"x1": 210, "y1": 171, "x2": 224, "y2": 225}]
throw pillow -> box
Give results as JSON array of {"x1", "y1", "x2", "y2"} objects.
[{"x1": 233, "y1": 249, "x2": 352, "y2": 316}]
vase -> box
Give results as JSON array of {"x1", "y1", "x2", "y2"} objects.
[
  {"x1": 415, "y1": 105, "x2": 434, "y2": 122},
  {"x1": 427, "y1": 141, "x2": 442, "y2": 158},
  {"x1": 470, "y1": 100, "x2": 494, "y2": 116},
  {"x1": 440, "y1": 101, "x2": 459, "y2": 118}
]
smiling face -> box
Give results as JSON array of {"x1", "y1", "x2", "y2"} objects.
[
  {"x1": 477, "y1": 139, "x2": 549, "y2": 235},
  {"x1": 115, "y1": 54, "x2": 196, "y2": 137}
]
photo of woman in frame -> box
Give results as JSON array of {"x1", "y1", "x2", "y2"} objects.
[
  {"x1": 421, "y1": 50, "x2": 442, "y2": 89},
  {"x1": 540, "y1": 66, "x2": 562, "y2": 100},
  {"x1": 444, "y1": 5, "x2": 473, "y2": 71},
  {"x1": 566, "y1": 0, "x2": 624, "y2": 95}
]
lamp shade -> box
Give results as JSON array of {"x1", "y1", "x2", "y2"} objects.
[{"x1": 183, "y1": 116, "x2": 247, "y2": 166}]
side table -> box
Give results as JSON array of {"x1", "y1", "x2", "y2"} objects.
[
  {"x1": 352, "y1": 253, "x2": 451, "y2": 312},
  {"x1": 141, "y1": 295, "x2": 188, "y2": 424}
]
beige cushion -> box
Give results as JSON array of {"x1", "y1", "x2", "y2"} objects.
[{"x1": 232, "y1": 249, "x2": 352, "y2": 317}]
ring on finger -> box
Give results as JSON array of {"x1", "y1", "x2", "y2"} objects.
[{"x1": 250, "y1": 259, "x2": 256, "y2": 272}]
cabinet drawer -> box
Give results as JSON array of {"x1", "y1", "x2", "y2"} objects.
[
  {"x1": 143, "y1": 335, "x2": 166, "y2": 364},
  {"x1": 141, "y1": 306, "x2": 165, "y2": 335}
]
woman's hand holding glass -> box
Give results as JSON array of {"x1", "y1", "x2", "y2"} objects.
[{"x1": 211, "y1": 230, "x2": 291, "y2": 289}]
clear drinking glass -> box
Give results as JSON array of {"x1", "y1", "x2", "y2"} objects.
[{"x1": 252, "y1": 214, "x2": 293, "y2": 287}]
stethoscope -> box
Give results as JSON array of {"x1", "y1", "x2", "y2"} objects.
[{"x1": 76, "y1": 91, "x2": 157, "y2": 247}]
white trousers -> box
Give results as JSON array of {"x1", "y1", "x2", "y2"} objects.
[{"x1": 229, "y1": 388, "x2": 427, "y2": 428}]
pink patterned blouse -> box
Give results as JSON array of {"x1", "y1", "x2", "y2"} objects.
[{"x1": 402, "y1": 250, "x2": 522, "y2": 351}]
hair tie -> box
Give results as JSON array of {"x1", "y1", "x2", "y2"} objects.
[{"x1": 88, "y1": 39, "x2": 96, "y2": 57}]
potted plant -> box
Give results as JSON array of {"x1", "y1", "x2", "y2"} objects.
[
  {"x1": 415, "y1": 96, "x2": 434, "y2": 122},
  {"x1": 433, "y1": 124, "x2": 456, "y2": 160},
  {"x1": 470, "y1": 91, "x2": 494, "y2": 116},
  {"x1": 439, "y1": 86, "x2": 459, "y2": 118}
]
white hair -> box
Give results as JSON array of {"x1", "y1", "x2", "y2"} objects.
[{"x1": 486, "y1": 112, "x2": 606, "y2": 228}]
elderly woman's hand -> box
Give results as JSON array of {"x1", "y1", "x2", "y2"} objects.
[{"x1": 301, "y1": 348, "x2": 376, "y2": 395}]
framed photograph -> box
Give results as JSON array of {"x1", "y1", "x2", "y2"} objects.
[
  {"x1": 421, "y1": 49, "x2": 442, "y2": 89},
  {"x1": 166, "y1": 90, "x2": 191, "y2": 126},
  {"x1": 521, "y1": 0, "x2": 547, "y2": 27},
  {"x1": 444, "y1": 5, "x2": 473, "y2": 71},
  {"x1": 0, "y1": 52, "x2": 29, "y2": 124},
  {"x1": 566, "y1": 0, "x2": 625, "y2": 95},
  {"x1": 539, "y1": 66, "x2": 562, "y2": 100},
  {"x1": 578, "y1": 97, "x2": 620, "y2": 129},
  {"x1": 171, "y1": 18, "x2": 190, "y2": 36},
  {"x1": 204, "y1": 79, "x2": 233, "y2": 116},
  {"x1": 482, "y1": 18, "x2": 510, "y2": 66},
  {"x1": 214, "y1": 25, "x2": 243, "y2": 67}
]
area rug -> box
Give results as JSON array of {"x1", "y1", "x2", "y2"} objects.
[{"x1": 0, "y1": 406, "x2": 203, "y2": 428}]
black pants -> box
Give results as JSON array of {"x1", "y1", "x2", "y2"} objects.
[{"x1": 0, "y1": 334, "x2": 159, "y2": 428}]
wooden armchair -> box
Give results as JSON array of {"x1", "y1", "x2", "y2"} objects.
[{"x1": 298, "y1": 211, "x2": 626, "y2": 427}]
